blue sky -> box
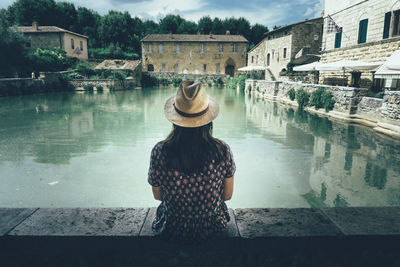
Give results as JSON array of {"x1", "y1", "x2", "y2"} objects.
[{"x1": 1, "y1": 0, "x2": 324, "y2": 28}]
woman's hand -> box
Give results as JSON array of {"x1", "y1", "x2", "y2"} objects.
[{"x1": 222, "y1": 176, "x2": 234, "y2": 201}]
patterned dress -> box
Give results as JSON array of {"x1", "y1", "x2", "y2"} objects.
[{"x1": 148, "y1": 141, "x2": 236, "y2": 240}]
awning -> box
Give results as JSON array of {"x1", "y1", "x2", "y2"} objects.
[
  {"x1": 316, "y1": 60, "x2": 382, "y2": 71},
  {"x1": 238, "y1": 66, "x2": 268, "y2": 71},
  {"x1": 375, "y1": 50, "x2": 400, "y2": 79},
  {"x1": 293, "y1": 61, "x2": 322, "y2": 71}
]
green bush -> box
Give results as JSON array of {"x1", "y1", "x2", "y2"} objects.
[
  {"x1": 88, "y1": 47, "x2": 139, "y2": 60},
  {"x1": 309, "y1": 87, "x2": 325, "y2": 109},
  {"x1": 250, "y1": 70, "x2": 262, "y2": 80},
  {"x1": 76, "y1": 63, "x2": 96, "y2": 77},
  {"x1": 83, "y1": 84, "x2": 94, "y2": 91},
  {"x1": 207, "y1": 81, "x2": 212, "y2": 87},
  {"x1": 322, "y1": 91, "x2": 336, "y2": 112},
  {"x1": 108, "y1": 85, "x2": 115, "y2": 91},
  {"x1": 256, "y1": 86, "x2": 260, "y2": 92},
  {"x1": 238, "y1": 75, "x2": 247, "y2": 91},
  {"x1": 96, "y1": 85, "x2": 104, "y2": 91},
  {"x1": 28, "y1": 48, "x2": 77, "y2": 72},
  {"x1": 158, "y1": 77, "x2": 170, "y2": 86},
  {"x1": 141, "y1": 73, "x2": 158, "y2": 87},
  {"x1": 172, "y1": 77, "x2": 182, "y2": 87},
  {"x1": 296, "y1": 89, "x2": 310, "y2": 110},
  {"x1": 67, "y1": 72, "x2": 84, "y2": 79},
  {"x1": 215, "y1": 77, "x2": 224, "y2": 85},
  {"x1": 247, "y1": 84, "x2": 252, "y2": 91},
  {"x1": 288, "y1": 88, "x2": 296, "y2": 101}
]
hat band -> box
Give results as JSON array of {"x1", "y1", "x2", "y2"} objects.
[{"x1": 173, "y1": 103, "x2": 209, "y2": 118}]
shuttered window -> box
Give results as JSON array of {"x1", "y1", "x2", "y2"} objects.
[
  {"x1": 383, "y1": 12, "x2": 392, "y2": 39},
  {"x1": 334, "y1": 27, "x2": 343, "y2": 48},
  {"x1": 358, "y1": 19, "x2": 368, "y2": 44},
  {"x1": 394, "y1": 10, "x2": 400, "y2": 37}
]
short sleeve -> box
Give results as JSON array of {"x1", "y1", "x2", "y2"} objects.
[
  {"x1": 148, "y1": 143, "x2": 162, "y2": 187},
  {"x1": 223, "y1": 143, "x2": 236, "y2": 178}
]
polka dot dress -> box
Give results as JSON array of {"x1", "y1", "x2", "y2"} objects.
[{"x1": 148, "y1": 141, "x2": 236, "y2": 240}]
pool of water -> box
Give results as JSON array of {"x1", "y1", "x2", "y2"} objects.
[{"x1": 1, "y1": 87, "x2": 400, "y2": 208}]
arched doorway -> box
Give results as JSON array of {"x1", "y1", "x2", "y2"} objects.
[
  {"x1": 147, "y1": 64, "x2": 154, "y2": 72},
  {"x1": 225, "y1": 58, "x2": 236, "y2": 77}
]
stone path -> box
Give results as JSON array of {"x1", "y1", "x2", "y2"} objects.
[{"x1": 1, "y1": 207, "x2": 399, "y2": 237}]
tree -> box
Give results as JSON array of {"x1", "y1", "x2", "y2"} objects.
[
  {"x1": 55, "y1": 2, "x2": 77, "y2": 31},
  {"x1": 143, "y1": 20, "x2": 159, "y2": 35},
  {"x1": 8, "y1": 0, "x2": 58, "y2": 26},
  {"x1": 198, "y1": 16, "x2": 212, "y2": 34},
  {"x1": 159, "y1": 14, "x2": 183, "y2": 34},
  {"x1": 0, "y1": 10, "x2": 30, "y2": 77},
  {"x1": 177, "y1": 20, "x2": 197, "y2": 34},
  {"x1": 76, "y1": 7, "x2": 101, "y2": 47},
  {"x1": 236, "y1": 17, "x2": 251, "y2": 40},
  {"x1": 250, "y1": 23, "x2": 268, "y2": 46},
  {"x1": 212, "y1": 17, "x2": 224, "y2": 34},
  {"x1": 99, "y1": 10, "x2": 132, "y2": 50}
]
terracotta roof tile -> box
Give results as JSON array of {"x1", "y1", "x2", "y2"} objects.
[
  {"x1": 15, "y1": 26, "x2": 88, "y2": 39},
  {"x1": 141, "y1": 34, "x2": 248, "y2": 43},
  {"x1": 95, "y1": 60, "x2": 141, "y2": 70}
]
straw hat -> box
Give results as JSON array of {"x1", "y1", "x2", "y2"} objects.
[{"x1": 164, "y1": 81, "x2": 219, "y2": 128}]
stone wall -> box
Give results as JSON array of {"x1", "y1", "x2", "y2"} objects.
[
  {"x1": 148, "y1": 72, "x2": 228, "y2": 84},
  {"x1": 70, "y1": 78, "x2": 138, "y2": 91},
  {"x1": 245, "y1": 79, "x2": 400, "y2": 137},
  {"x1": 142, "y1": 40, "x2": 247, "y2": 76},
  {"x1": 0, "y1": 78, "x2": 44, "y2": 97}
]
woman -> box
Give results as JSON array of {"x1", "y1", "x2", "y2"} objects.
[{"x1": 148, "y1": 81, "x2": 235, "y2": 240}]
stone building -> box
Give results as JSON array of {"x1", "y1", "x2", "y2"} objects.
[
  {"x1": 321, "y1": 0, "x2": 400, "y2": 88},
  {"x1": 141, "y1": 33, "x2": 248, "y2": 77},
  {"x1": 247, "y1": 17, "x2": 323, "y2": 80},
  {"x1": 16, "y1": 22, "x2": 89, "y2": 60}
]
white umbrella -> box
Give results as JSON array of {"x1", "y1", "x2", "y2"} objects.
[
  {"x1": 293, "y1": 61, "x2": 322, "y2": 71},
  {"x1": 316, "y1": 60, "x2": 381, "y2": 71},
  {"x1": 238, "y1": 66, "x2": 267, "y2": 72},
  {"x1": 375, "y1": 50, "x2": 400, "y2": 79}
]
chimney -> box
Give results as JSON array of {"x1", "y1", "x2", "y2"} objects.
[
  {"x1": 32, "y1": 21, "x2": 39, "y2": 31},
  {"x1": 226, "y1": 30, "x2": 230, "y2": 35}
]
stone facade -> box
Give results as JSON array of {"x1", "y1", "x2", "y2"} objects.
[
  {"x1": 147, "y1": 72, "x2": 227, "y2": 85},
  {"x1": 141, "y1": 34, "x2": 247, "y2": 77},
  {"x1": 247, "y1": 18, "x2": 323, "y2": 80},
  {"x1": 321, "y1": 0, "x2": 400, "y2": 87},
  {"x1": 16, "y1": 24, "x2": 89, "y2": 60},
  {"x1": 245, "y1": 79, "x2": 400, "y2": 137}
]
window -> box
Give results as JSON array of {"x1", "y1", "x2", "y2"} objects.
[
  {"x1": 200, "y1": 44, "x2": 205, "y2": 53},
  {"x1": 335, "y1": 27, "x2": 343, "y2": 48},
  {"x1": 232, "y1": 44, "x2": 237, "y2": 52},
  {"x1": 256, "y1": 55, "x2": 258, "y2": 64},
  {"x1": 283, "y1": 48, "x2": 287, "y2": 59},
  {"x1": 393, "y1": 10, "x2": 400, "y2": 37},
  {"x1": 219, "y1": 44, "x2": 224, "y2": 53},
  {"x1": 216, "y1": 63, "x2": 220, "y2": 73},
  {"x1": 147, "y1": 64, "x2": 154, "y2": 72},
  {"x1": 71, "y1": 39, "x2": 74, "y2": 49},
  {"x1": 80, "y1": 40, "x2": 83, "y2": 51},
  {"x1": 267, "y1": 53, "x2": 271, "y2": 66},
  {"x1": 148, "y1": 44, "x2": 152, "y2": 53},
  {"x1": 162, "y1": 63, "x2": 166, "y2": 72},
  {"x1": 251, "y1": 56, "x2": 254, "y2": 63},
  {"x1": 203, "y1": 64, "x2": 207, "y2": 73},
  {"x1": 358, "y1": 19, "x2": 368, "y2": 44},
  {"x1": 272, "y1": 49, "x2": 275, "y2": 60},
  {"x1": 383, "y1": 12, "x2": 392, "y2": 39},
  {"x1": 314, "y1": 34, "x2": 319, "y2": 41},
  {"x1": 176, "y1": 44, "x2": 180, "y2": 53},
  {"x1": 159, "y1": 44, "x2": 163, "y2": 53}
]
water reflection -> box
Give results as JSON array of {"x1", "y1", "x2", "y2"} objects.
[
  {"x1": 0, "y1": 88, "x2": 399, "y2": 208},
  {"x1": 245, "y1": 94, "x2": 400, "y2": 207}
]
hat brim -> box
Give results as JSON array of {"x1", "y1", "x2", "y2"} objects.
[{"x1": 164, "y1": 96, "x2": 219, "y2": 128}]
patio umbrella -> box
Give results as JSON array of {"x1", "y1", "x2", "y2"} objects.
[
  {"x1": 375, "y1": 50, "x2": 400, "y2": 79},
  {"x1": 293, "y1": 61, "x2": 322, "y2": 72},
  {"x1": 238, "y1": 66, "x2": 267, "y2": 72}
]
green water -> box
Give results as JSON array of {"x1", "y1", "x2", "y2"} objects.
[{"x1": 1, "y1": 87, "x2": 399, "y2": 208}]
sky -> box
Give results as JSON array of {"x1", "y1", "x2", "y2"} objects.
[{"x1": 0, "y1": 0, "x2": 325, "y2": 28}]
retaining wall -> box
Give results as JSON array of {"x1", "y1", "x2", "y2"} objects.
[
  {"x1": 70, "y1": 78, "x2": 138, "y2": 91},
  {"x1": 245, "y1": 79, "x2": 400, "y2": 137},
  {"x1": 148, "y1": 72, "x2": 227, "y2": 84}
]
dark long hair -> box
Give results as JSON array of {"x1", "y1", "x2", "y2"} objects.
[{"x1": 162, "y1": 122, "x2": 227, "y2": 173}]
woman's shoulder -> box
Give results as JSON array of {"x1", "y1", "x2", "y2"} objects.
[
  {"x1": 151, "y1": 141, "x2": 165, "y2": 155},
  {"x1": 216, "y1": 139, "x2": 233, "y2": 153}
]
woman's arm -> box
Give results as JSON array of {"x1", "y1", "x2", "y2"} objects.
[
  {"x1": 152, "y1": 186, "x2": 162, "y2": 201},
  {"x1": 222, "y1": 176, "x2": 234, "y2": 201}
]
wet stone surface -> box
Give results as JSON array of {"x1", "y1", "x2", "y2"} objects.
[
  {"x1": 0, "y1": 208, "x2": 37, "y2": 235},
  {"x1": 322, "y1": 207, "x2": 400, "y2": 235},
  {"x1": 8, "y1": 208, "x2": 148, "y2": 236},
  {"x1": 234, "y1": 208, "x2": 343, "y2": 238}
]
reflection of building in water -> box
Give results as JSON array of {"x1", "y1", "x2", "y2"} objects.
[
  {"x1": 245, "y1": 93, "x2": 400, "y2": 207},
  {"x1": 69, "y1": 111, "x2": 94, "y2": 137},
  {"x1": 309, "y1": 132, "x2": 400, "y2": 207}
]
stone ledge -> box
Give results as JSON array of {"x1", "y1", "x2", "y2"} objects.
[{"x1": 1, "y1": 207, "x2": 400, "y2": 238}]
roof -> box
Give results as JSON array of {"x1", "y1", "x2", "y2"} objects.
[
  {"x1": 95, "y1": 60, "x2": 141, "y2": 70},
  {"x1": 264, "y1": 17, "x2": 323, "y2": 36},
  {"x1": 15, "y1": 26, "x2": 88, "y2": 39},
  {"x1": 141, "y1": 34, "x2": 248, "y2": 43}
]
